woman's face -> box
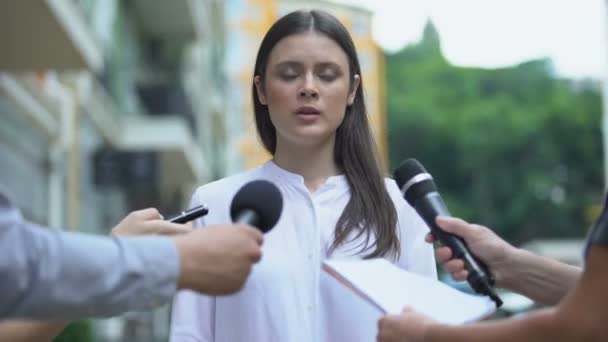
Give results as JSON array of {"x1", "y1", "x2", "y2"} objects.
[{"x1": 255, "y1": 31, "x2": 360, "y2": 149}]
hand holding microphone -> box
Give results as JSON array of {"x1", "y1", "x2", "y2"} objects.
[
  {"x1": 427, "y1": 216, "x2": 515, "y2": 288},
  {"x1": 394, "y1": 159, "x2": 503, "y2": 307},
  {"x1": 175, "y1": 179, "x2": 283, "y2": 295}
]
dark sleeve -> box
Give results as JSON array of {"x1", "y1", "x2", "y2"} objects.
[
  {"x1": 588, "y1": 216, "x2": 608, "y2": 246},
  {"x1": 584, "y1": 194, "x2": 608, "y2": 258}
]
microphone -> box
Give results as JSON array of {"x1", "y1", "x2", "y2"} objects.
[
  {"x1": 230, "y1": 179, "x2": 283, "y2": 233},
  {"x1": 394, "y1": 158, "x2": 503, "y2": 307}
]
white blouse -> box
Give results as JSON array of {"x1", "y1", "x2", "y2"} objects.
[{"x1": 170, "y1": 161, "x2": 437, "y2": 342}]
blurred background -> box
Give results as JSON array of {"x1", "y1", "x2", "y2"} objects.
[{"x1": 0, "y1": 0, "x2": 605, "y2": 340}]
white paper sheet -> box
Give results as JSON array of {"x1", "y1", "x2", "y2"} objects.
[{"x1": 323, "y1": 258, "x2": 496, "y2": 325}]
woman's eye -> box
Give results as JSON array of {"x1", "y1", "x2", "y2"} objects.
[
  {"x1": 318, "y1": 68, "x2": 339, "y2": 81},
  {"x1": 280, "y1": 73, "x2": 298, "y2": 80},
  {"x1": 278, "y1": 68, "x2": 299, "y2": 80},
  {"x1": 319, "y1": 72, "x2": 337, "y2": 81}
]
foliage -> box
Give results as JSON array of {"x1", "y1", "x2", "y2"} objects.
[
  {"x1": 386, "y1": 22, "x2": 604, "y2": 244},
  {"x1": 53, "y1": 320, "x2": 94, "y2": 342}
]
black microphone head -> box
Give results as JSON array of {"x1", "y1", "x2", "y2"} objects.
[
  {"x1": 393, "y1": 158, "x2": 438, "y2": 205},
  {"x1": 230, "y1": 179, "x2": 283, "y2": 233}
]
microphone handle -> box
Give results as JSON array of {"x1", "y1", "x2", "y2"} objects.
[
  {"x1": 416, "y1": 193, "x2": 503, "y2": 307},
  {"x1": 234, "y1": 209, "x2": 259, "y2": 227}
]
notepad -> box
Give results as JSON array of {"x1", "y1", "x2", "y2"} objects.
[{"x1": 322, "y1": 258, "x2": 496, "y2": 325}]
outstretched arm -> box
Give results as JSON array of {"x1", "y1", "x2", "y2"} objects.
[
  {"x1": 430, "y1": 216, "x2": 580, "y2": 305},
  {"x1": 0, "y1": 206, "x2": 192, "y2": 340},
  {"x1": 377, "y1": 245, "x2": 608, "y2": 342},
  {"x1": 0, "y1": 193, "x2": 181, "y2": 320},
  {"x1": 496, "y1": 248, "x2": 580, "y2": 305}
]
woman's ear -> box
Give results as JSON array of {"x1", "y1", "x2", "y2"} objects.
[
  {"x1": 254, "y1": 75, "x2": 267, "y2": 105},
  {"x1": 348, "y1": 74, "x2": 361, "y2": 105}
]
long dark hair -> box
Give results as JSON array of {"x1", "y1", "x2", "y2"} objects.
[{"x1": 252, "y1": 10, "x2": 399, "y2": 258}]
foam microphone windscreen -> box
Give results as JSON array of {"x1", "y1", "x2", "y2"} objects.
[{"x1": 230, "y1": 179, "x2": 283, "y2": 233}]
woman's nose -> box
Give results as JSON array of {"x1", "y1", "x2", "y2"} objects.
[
  {"x1": 299, "y1": 88, "x2": 319, "y2": 99},
  {"x1": 299, "y1": 75, "x2": 319, "y2": 99}
]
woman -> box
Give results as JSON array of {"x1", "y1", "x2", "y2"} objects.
[{"x1": 170, "y1": 9, "x2": 436, "y2": 342}]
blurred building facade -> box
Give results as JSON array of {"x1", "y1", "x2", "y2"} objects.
[
  {"x1": 0, "y1": 0, "x2": 227, "y2": 340},
  {"x1": 224, "y1": 0, "x2": 388, "y2": 170}
]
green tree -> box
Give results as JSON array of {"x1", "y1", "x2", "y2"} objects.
[
  {"x1": 53, "y1": 320, "x2": 94, "y2": 342},
  {"x1": 386, "y1": 21, "x2": 603, "y2": 244}
]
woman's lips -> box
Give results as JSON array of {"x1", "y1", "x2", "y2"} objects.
[
  {"x1": 294, "y1": 106, "x2": 321, "y2": 122},
  {"x1": 295, "y1": 106, "x2": 321, "y2": 115}
]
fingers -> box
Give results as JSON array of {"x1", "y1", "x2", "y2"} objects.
[
  {"x1": 452, "y1": 270, "x2": 469, "y2": 282},
  {"x1": 442, "y1": 258, "x2": 468, "y2": 281},
  {"x1": 377, "y1": 315, "x2": 393, "y2": 330},
  {"x1": 435, "y1": 246, "x2": 453, "y2": 263},
  {"x1": 239, "y1": 225, "x2": 264, "y2": 262},
  {"x1": 444, "y1": 259, "x2": 464, "y2": 274},
  {"x1": 249, "y1": 245, "x2": 262, "y2": 263},
  {"x1": 203, "y1": 224, "x2": 264, "y2": 262},
  {"x1": 425, "y1": 233, "x2": 435, "y2": 243},
  {"x1": 125, "y1": 208, "x2": 195, "y2": 236},
  {"x1": 132, "y1": 208, "x2": 163, "y2": 220},
  {"x1": 238, "y1": 225, "x2": 264, "y2": 245},
  {"x1": 435, "y1": 216, "x2": 481, "y2": 240},
  {"x1": 436, "y1": 245, "x2": 468, "y2": 281},
  {"x1": 153, "y1": 222, "x2": 193, "y2": 235},
  {"x1": 401, "y1": 306, "x2": 414, "y2": 314},
  {"x1": 428, "y1": 230, "x2": 465, "y2": 281},
  {"x1": 112, "y1": 221, "x2": 192, "y2": 237}
]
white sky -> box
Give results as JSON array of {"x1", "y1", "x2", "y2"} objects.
[{"x1": 335, "y1": 0, "x2": 607, "y2": 79}]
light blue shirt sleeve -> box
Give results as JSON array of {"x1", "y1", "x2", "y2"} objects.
[{"x1": 0, "y1": 191, "x2": 180, "y2": 320}]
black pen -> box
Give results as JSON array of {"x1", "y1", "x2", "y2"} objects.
[{"x1": 167, "y1": 205, "x2": 209, "y2": 224}]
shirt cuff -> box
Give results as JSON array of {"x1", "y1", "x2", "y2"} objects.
[{"x1": 122, "y1": 236, "x2": 180, "y2": 310}]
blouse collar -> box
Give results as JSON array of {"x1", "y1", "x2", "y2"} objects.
[{"x1": 262, "y1": 160, "x2": 348, "y2": 192}]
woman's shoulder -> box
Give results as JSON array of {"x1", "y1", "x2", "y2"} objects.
[{"x1": 383, "y1": 177, "x2": 405, "y2": 204}]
